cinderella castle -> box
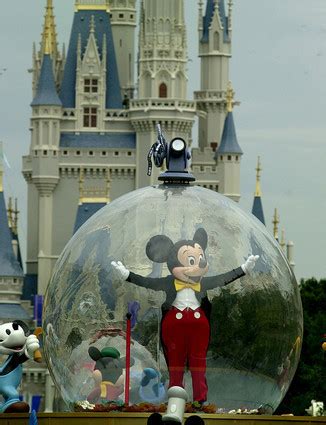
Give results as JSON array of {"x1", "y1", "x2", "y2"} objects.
[{"x1": 0, "y1": 0, "x2": 295, "y2": 411}]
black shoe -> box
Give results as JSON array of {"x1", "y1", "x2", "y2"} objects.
[
  {"x1": 147, "y1": 412, "x2": 163, "y2": 425},
  {"x1": 185, "y1": 415, "x2": 205, "y2": 425}
]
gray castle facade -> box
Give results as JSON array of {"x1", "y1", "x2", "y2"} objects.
[{"x1": 22, "y1": 0, "x2": 243, "y2": 299}]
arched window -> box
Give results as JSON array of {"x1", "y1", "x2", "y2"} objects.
[
  {"x1": 214, "y1": 31, "x2": 220, "y2": 51},
  {"x1": 159, "y1": 83, "x2": 167, "y2": 98}
]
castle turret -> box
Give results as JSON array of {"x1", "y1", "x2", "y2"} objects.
[
  {"x1": 0, "y1": 143, "x2": 28, "y2": 322},
  {"x1": 29, "y1": 34, "x2": 62, "y2": 295},
  {"x1": 251, "y1": 156, "x2": 265, "y2": 224},
  {"x1": 215, "y1": 82, "x2": 242, "y2": 201},
  {"x1": 108, "y1": 0, "x2": 136, "y2": 99},
  {"x1": 287, "y1": 241, "x2": 295, "y2": 271},
  {"x1": 23, "y1": 0, "x2": 136, "y2": 299},
  {"x1": 196, "y1": 0, "x2": 232, "y2": 150},
  {"x1": 273, "y1": 211, "x2": 295, "y2": 271},
  {"x1": 130, "y1": 0, "x2": 195, "y2": 187}
]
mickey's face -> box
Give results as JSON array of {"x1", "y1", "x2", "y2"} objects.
[
  {"x1": 0, "y1": 322, "x2": 28, "y2": 355},
  {"x1": 146, "y1": 228, "x2": 209, "y2": 285},
  {"x1": 172, "y1": 243, "x2": 208, "y2": 284}
]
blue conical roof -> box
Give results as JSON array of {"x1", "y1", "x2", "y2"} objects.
[
  {"x1": 216, "y1": 112, "x2": 243, "y2": 156},
  {"x1": 0, "y1": 192, "x2": 24, "y2": 278},
  {"x1": 60, "y1": 10, "x2": 122, "y2": 109},
  {"x1": 31, "y1": 54, "x2": 62, "y2": 106},
  {"x1": 73, "y1": 202, "x2": 106, "y2": 234},
  {"x1": 202, "y1": 0, "x2": 229, "y2": 43},
  {"x1": 252, "y1": 196, "x2": 265, "y2": 225}
]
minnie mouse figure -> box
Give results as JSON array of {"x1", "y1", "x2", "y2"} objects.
[{"x1": 112, "y1": 228, "x2": 258, "y2": 403}]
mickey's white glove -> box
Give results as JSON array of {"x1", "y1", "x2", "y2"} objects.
[
  {"x1": 241, "y1": 255, "x2": 259, "y2": 274},
  {"x1": 111, "y1": 261, "x2": 130, "y2": 280},
  {"x1": 25, "y1": 334, "x2": 40, "y2": 359}
]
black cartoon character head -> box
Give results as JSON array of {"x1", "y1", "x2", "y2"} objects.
[{"x1": 146, "y1": 228, "x2": 208, "y2": 284}]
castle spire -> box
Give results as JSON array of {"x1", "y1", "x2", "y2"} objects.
[
  {"x1": 255, "y1": 156, "x2": 262, "y2": 197},
  {"x1": 251, "y1": 156, "x2": 265, "y2": 225},
  {"x1": 228, "y1": 0, "x2": 233, "y2": 30},
  {"x1": 273, "y1": 208, "x2": 280, "y2": 241},
  {"x1": 226, "y1": 80, "x2": 234, "y2": 112},
  {"x1": 41, "y1": 0, "x2": 58, "y2": 57},
  {"x1": 13, "y1": 198, "x2": 19, "y2": 236},
  {"x1": 198, "y1": 0, "x2": 204, "y2": 31},
  {"x1": 216, "y1": 82, "x2": 242, "y2": 157},
  {"x1": 7, "y1": 197, "x2": 13, "y2": 230}
]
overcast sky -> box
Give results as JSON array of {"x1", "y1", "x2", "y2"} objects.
[{"x1": 0, "y1": 1, "x2": 325, "y2": 280}]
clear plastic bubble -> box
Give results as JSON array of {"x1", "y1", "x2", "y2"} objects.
[{"x1": 43, "y1": 185, "x2": 303, "y2": 412}]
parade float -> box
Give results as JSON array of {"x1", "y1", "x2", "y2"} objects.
[{"x1": 1, "y1": 128, "x2": 305, "y2": 424}]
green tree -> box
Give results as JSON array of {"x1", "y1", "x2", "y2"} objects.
[{"x1": 276, "y1": 278, "x2": 326, "y2": 415}]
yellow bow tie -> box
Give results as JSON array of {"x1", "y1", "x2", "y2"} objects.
[{"x1": 174, "y1": 279, "x2": 201, "y2": 292}]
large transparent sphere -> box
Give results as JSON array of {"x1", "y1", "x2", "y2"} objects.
[{"x1": 43, "y1": 185, "x2": 303, "y2": 412}]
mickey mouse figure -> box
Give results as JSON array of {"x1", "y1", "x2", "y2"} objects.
[
  {"x1": 0, "y1": 320, "x2": 40, "y2": 413},
  {"x1": 112, "y1": 228, "x2": 258, "y2": 403},
  {"x1": 87, "y1": 346, "x2": 130, "y2": 403}
]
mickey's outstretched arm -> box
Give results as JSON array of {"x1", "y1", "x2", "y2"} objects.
[
  {"x1": 111, "y1": 261, "x2": 170, "y2": 291},
  {"x1": 202, "y1": 255, "x2": 259, "y2": 290}
]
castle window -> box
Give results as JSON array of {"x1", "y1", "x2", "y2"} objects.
[
  {"x1": 89, "y1": 151, "x2": 94, "y2": 156},
  {"x1": 127, "y1": 151, "x2": 132, "y2": 156},
  {"x1": 101, "y1": 151, "x2": 108, "y2": 156},
  {"x1": 43, "y1": 150, "x2": 48, "y2": 156},
  {"x1": 214, "y1": 31, "x2": 220, "y2": 51},
  {"x1": 130, "y1": 14, "x2": 134, "y2": 19},
  {"x1": 114, "y1": 151, "x2": 120, "y2": 156},
  {"x1": 83, "y1": 107, "x2": 97, "y2": 128},
  {"x1": 159, "y1": 83, "x2": 167, "y2": 98},
  {"x1": 84, "y1": 78, "x2": 98, "y2": 93},
  {"x1": 76, "y1": 150, "x2": 81, "y2": 156},
  {"x1": 228, "y1": 155, "x2": 232, "y2": 161},
  {"x1": 119, "y1": 13, "x2": 124, "y2": 19},
  {"x1": 63, "y1": 150, "x2": 68, "y2": 156},
  {"x1": 220, "y1": 155, "x2": 223, "y2": 161},
  {"x1": 236, "y1": 155, "x2": 239, "y2": 161}
]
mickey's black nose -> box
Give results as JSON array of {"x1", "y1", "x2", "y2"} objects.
[{"x1": 199, "y1": 258, "x2": 207, "y2": 269}]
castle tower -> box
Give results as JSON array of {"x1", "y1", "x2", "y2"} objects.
[
  {"x1": 215, "y1": 82, "x2": 242, "y2": 201},
  {"x1": 251, "y1": 156, "x2": 265, "y2": 224},
  {"x1": 28, "y1": 32, "x2": 62, "y2": 296},
  {"x1": 273, "y1": 210, "x2": 295, "y2": 271},
  {"x1": 130, "y1": 0, "x2": 196, "y2": 187},
  {"x1": 23, "y1": 0, "x2": 137, "y2": 298},
  {"x1": 108, "y1": 0, "x2": 137, "y2": 99},
  {"x1": 195, "y1": 0, "x2": 232, "y2": 150}
]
